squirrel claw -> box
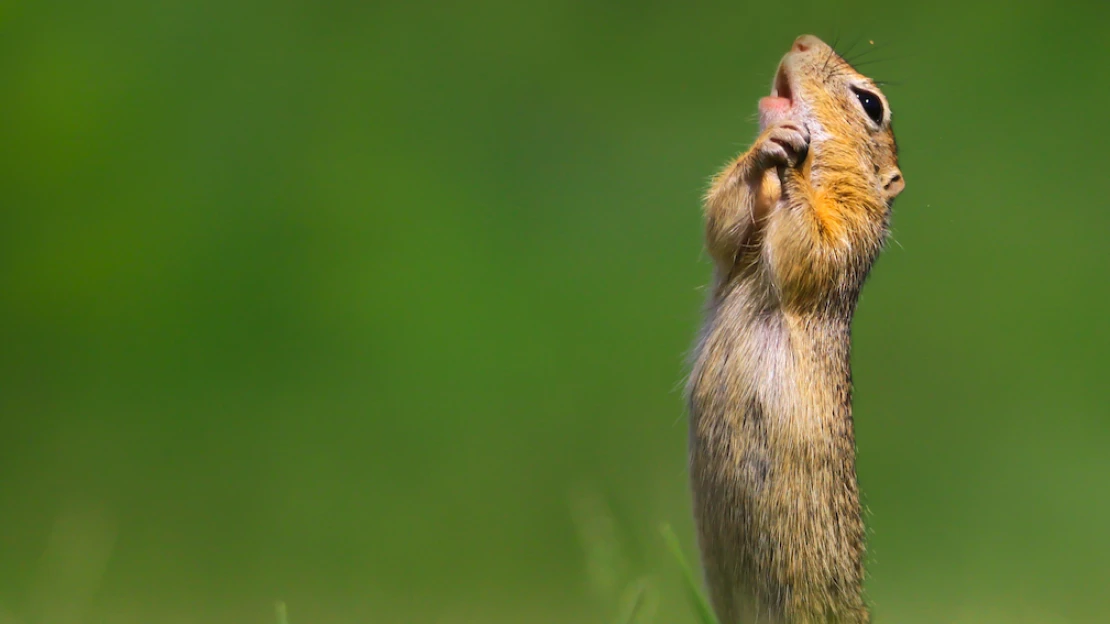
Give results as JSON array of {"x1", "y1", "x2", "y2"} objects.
[{"x1": 754, "y1": 123, "x2": 810, "y2": 169}]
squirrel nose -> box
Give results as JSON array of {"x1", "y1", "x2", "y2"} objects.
[{"x1": 792, "y1": 35, "x2": 821, "y2": 53}]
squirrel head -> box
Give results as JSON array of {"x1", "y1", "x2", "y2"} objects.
[{"x1": 759, "y1": 35, "x2": 904, "y2": 206}]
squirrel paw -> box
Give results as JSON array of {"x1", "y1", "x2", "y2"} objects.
[{"x1": 753, "y1": 123, "x2": 810, "y2": 169}]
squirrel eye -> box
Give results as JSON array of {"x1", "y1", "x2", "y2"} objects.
[{"x1": 852, "y1": 88, "x2": 884, "y2": 124}]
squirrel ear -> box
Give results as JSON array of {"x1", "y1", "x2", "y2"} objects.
[{"x1": 882, "y1": 169, "x2": 904, "y2": 201}]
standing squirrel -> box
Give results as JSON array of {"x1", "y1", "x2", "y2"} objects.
[{"x1": 686, "y1": 35, "x2": 904, "y2": 624}]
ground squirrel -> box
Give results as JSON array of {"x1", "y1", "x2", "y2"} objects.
[{"x1": 686, "y1": 35, "x2": 905, "y2": 624}]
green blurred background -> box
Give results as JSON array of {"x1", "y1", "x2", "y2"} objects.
[{"x1": 2, "y1": 0, "x2": 1109, "y2": 622}]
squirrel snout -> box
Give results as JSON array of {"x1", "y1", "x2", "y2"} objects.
[{"x1": 792, "y1": 35, "x2": 821, "y2": 53}]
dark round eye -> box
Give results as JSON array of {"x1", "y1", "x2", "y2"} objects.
[{"x1": 852, "y1": 87, "x2": 884, "y2": 124}]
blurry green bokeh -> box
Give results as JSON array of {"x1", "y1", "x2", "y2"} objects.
[{"x1": 2, "y1": 1, "x2": 1108, "y2": 622}]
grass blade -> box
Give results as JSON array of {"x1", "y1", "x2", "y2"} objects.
[
  {"x1": 613, "y1": 582, "x2": 646, "y2": 624},
  {"x1": 660, "y1": 524, "x2": 719, "y2": 624}
]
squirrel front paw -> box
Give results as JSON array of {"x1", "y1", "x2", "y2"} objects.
[{"x1": 752, "y1": 123, "x2": 810, "y2": 170}]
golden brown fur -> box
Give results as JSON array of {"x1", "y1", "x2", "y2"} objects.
[{"x1": 687, "y1": 35, "x2": 905, "y2": 624}]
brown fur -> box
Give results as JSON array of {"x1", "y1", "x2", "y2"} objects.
[{"x1": 687, "y1": 35, "x2": 904, "y2": 624}]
